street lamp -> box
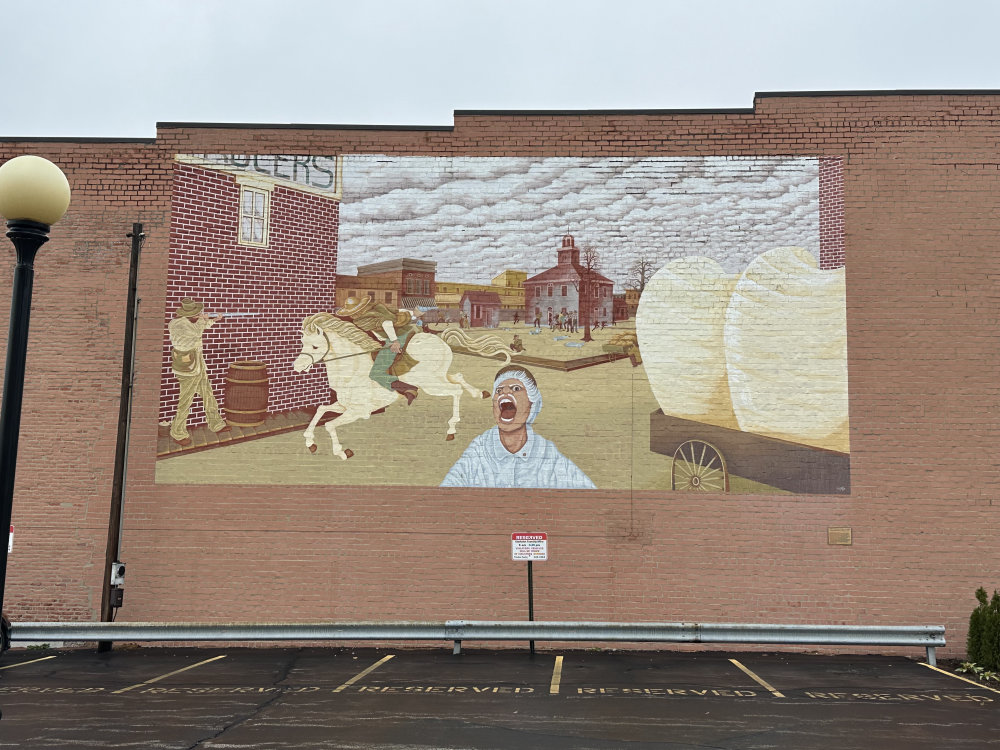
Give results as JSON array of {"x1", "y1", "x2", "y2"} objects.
[{"x1": 0, "y1": 155, "x2": 71, "y2": 655}]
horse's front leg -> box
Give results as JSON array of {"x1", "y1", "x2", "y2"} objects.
[
  {"x1": 448, "y1": 371, "x2": 490, "y2": 400},
  {"x1": 324, "y1": 406, "x2": 367, "y2": 460},
  {"x1": 305, "y1": 403, "x2": 345, "y2": 453},
  {"x1": 445, "y1": 390, "x2": 462, "y2": 440},
  {"x1": 442, "y1": 372, "x2": 488, "y2": 441}
]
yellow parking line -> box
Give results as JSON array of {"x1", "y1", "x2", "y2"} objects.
[
  {"x1": 549, "y1": 655, "x2": 564, "y2": 694},
  {"x1": 729, "y1": 658, "x2": 785, "y2": 698},
  {"x1": 920, "y1": 663, "x2": 1000, "y2": 695},
  {"x1": 0, "y1": 654, "x2": 57, "y2": 670},
  {"x1": 112, "y1": 654, "x2": 227, "y2": 694},
  {"x1": 333, "y1": 654, "x2": 395, "y2": 693}
]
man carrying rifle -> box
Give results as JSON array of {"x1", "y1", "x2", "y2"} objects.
[{"x1": 168, "y1": 298, "x2": 231, "y2": 446}]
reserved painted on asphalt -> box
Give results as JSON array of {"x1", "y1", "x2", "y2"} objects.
[
  {"x1": 0, "y1": 685, "x2": 994, "y2": 703},
  {"x1": 804, "y1": 691, "x2": 993, "y2": 703}
]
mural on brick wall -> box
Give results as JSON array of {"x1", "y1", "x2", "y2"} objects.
[{"x1": 156, "y1": 154, "x2": 850, "y2": 494}]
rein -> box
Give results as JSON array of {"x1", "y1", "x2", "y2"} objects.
[
  {"x1": 303, "y1": 329, "x2": 377, "y2": 367},
  {"x1": 321, "y1": 350, "x2": 374, "y2": 364}
]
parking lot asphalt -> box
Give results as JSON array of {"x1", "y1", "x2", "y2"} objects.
[{"x1": 1, "y1": 646, "x2": 997, "y2": 749}]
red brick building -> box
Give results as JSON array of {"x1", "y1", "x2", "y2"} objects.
[
  {"x1": 459, "y1": 290, "x2": 502, "y2": 328},
  {"x1": 524, "y1": 235, "x2": 615, "y2": 327},
  {"x1": 335, "y1": 257, "x2": 437, "y2": 312},
  {"x1": 1, "y1": 93, "x2": 999, "y2": 658},
  {"x1": 161, "y1": 156, "x2": 341, "y2": 425}
]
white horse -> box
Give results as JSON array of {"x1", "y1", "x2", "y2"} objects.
[{"x1": 293, "y1": 313, "x2": 513, "y2": 459}]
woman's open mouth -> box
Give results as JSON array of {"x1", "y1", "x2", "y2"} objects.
[{"x1": 498, "y1": 396, "x2": 517, "y2": 423}]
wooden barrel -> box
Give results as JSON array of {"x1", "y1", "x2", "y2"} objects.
[{"x1": 223, "y1": 361, "x2": 268, "y2": 427}]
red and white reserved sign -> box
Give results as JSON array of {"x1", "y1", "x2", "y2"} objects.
[{"x1": 511, "y1": 532, "x2": 547, "y2": 561}]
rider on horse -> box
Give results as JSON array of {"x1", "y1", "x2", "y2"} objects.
[{"x1": 335, "y1": 296, "x2": 421, "y2": 404}]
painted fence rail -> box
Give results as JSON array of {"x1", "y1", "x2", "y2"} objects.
[{"x1": 10, "y1": 620, "x2": 945, "y2": 664}]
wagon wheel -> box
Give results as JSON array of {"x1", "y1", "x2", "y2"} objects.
[{"x1": 671, "y1": 440, "x2": 729, "y2": 492}]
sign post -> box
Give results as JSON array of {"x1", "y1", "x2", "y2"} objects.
[{"x1": 511, "y1": 532, "x2": 547, "y2": 656}]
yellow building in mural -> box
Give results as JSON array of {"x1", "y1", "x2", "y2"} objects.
[
  {"x1": 492, "y1": 269, "x2": 527, "y2": 311},
  {"x1": 435, "y1": 269, "x2": 528, "y2": 314},
  {"x1": 492, "y1": 269, "x2": 527, "y2": 290},
  {"x1": 625, "y1": 288, "x2": 642, "y2": 317},
  {"x1": 434, "y1": 281, "x2": 492, "y2": 309}
]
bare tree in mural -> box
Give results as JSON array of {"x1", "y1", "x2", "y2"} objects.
[
  {"x1": 627, "y1": 253, "x2": 656, "y2": 295},
  {"x1": 574, "y1": 245, "x2": 603, "y2": 343}
]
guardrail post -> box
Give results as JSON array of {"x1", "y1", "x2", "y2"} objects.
[
  {"x1": 453, "y1": 640, "x2": 462, "y2": 655},
  {"x1": 926, "y1": 646, "x2": 936, "y2": 666}
]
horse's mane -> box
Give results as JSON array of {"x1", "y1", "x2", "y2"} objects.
[{"x1": 302, "y1": 312, "x2": 381, "y2": 352}]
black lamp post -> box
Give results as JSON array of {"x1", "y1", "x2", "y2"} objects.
[{"x1": 0, "y1": 155, "x2": 71, "y2": 656}]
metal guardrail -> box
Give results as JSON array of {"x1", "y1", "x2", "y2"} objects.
[{"x1": 10, "y1": 620, "x2": 946, "y2": 665}]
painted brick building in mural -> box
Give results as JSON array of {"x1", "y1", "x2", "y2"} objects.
[
  {"x1": 1, "y1": 91, "x2": 999, "y2": 660},
  {"x1": 161, "y1": 155, "x2": 342, "y2": 428},
  {"x1": 459, "y1": 289, "x2": 502, "y2": 328},
  {"x1": 336, "y1": 257, "x2": 438, "y2": 311},
  {"x1": 524, "y1": 235, "x2": 614, "y2": 327}
]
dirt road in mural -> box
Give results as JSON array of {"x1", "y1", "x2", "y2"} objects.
[{"x1": 155, "y1": 322, "x2": 781, "y2": 493}]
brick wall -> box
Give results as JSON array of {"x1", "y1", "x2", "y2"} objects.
[
  {"x1": 0, "y1": 139, "x2": 169, "y2": 621},
  {"x1": 2, "y1": 94, "x2": 999, "y2": 658},
  {"x1": 160, "y1": 162, "x2": 337, "y2": 425},
  {"x1": 819, "y1": 157, "x2": 845, "y2": 269}
]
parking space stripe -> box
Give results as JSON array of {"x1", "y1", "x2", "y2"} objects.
[
  {"x1": 549, "y1": 655, "x2": 564, "y2": 694},
  {"x1": 920, "y1": 663, "x2": 1000, "y2": 695},
  {"x1": 729, "y1": 658, "x2": 785, "y2": 698},
  {"x1": 0, "y1": 655, "x2": 57, "y2": 670},
  {"x1": 112, "y1": 655, "x2": 228, "y2": 694},
  {"x1": 332, "y1": 654, "x2": 395, "y2": 693}
]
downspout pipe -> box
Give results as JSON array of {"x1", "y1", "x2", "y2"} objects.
[{"x1": 98, "y1": 223, "x2": 143, "y2": 650}]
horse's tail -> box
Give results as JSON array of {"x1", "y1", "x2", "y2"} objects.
[{"x1": 441, "y1": 328, "x2": 513, "y2": 365}]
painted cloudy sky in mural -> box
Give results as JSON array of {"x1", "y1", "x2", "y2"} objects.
[{"x1": 338, "y1": 155, "x2": 820, "y2": 288}]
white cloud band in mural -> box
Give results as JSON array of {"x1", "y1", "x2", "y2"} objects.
[{"x1": 339, "y1": 155, "x2": 820, "y2": 286}]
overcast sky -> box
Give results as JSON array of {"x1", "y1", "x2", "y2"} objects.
[
  {"x1": 2, "y1": 0, "x2": 999, "y2": 138},
  {"x1": 337, "y1": 156, "x2": 818, "y2": 287}
]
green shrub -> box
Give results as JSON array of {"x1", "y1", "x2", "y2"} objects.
[
  {"x1": 967, "y1": 587, "x2": 1000, "y2": 671},
  {"x1": 967, "y1": 587, "x2": 987, "y2": 662},
  {"x1": 988, "y1": 592, "x2": 1000, "y2": 671}
]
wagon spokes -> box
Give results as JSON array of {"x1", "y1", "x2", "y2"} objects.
[{"x1": 671, "y1": 439, "x2": 729, "y2": 493}]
